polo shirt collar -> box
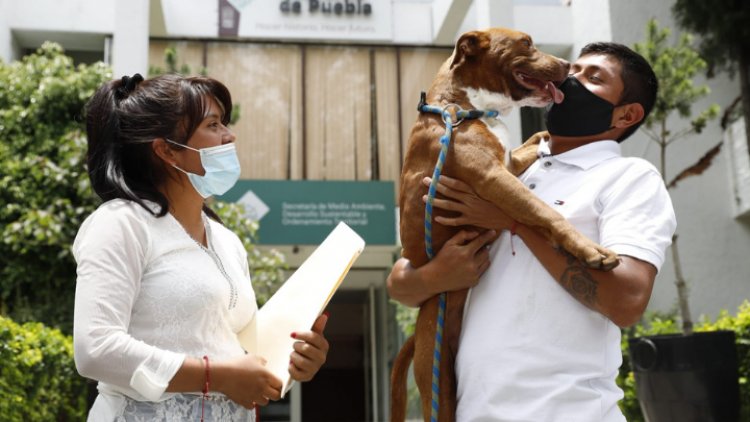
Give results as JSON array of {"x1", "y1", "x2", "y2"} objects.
[{"x1": 538, "y1": 137, "x2": 622, "y2": 170}]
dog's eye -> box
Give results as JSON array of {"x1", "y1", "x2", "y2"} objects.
[{"x1": 522, "y1": 39, "x2": 532, "y2": 48}]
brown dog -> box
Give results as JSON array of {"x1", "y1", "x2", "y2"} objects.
[{"x1": 390, "y1": 28, "x2": 620, "y2": 422}]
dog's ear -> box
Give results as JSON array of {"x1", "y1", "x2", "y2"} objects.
[{"x1": 450, "y1": 31, "x2": 489, "y2": 69}]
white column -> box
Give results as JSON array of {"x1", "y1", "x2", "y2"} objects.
[
  {"x1": 570, "y1": 0, "x2": 613, "y2": 55},
  {"x1": 0, "y1": 1, "x2": 12, "y2": 63},
  {"x1": 432, "y1": 0, "x2": 473, "y2": 45},
  {"x1": 472, "y1": 0, "x2": 522, "y2": 147},
  {"x1": 475, "y1": 0, "x2": 514, "y2": 30},
  {"x1": 112, "y1": 0, "x2": 149, "y2": 78}
]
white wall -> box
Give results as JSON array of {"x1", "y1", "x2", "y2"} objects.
[
  {"x1": 0, "y1": 1, "x2": 9, "y2": 63},
  {"x1": 0, "y1": 0, "x2": 148, "y2": 76},
  {"x1": 3, "y1": 0, "x2": 114, "y2": 34},
  {"x1": 393, "y1": 2, "x2": 434, "y2": 44},
  {"x1": 513, "y1": 4, "x2": 572, "y2": 47},
  {"x1": 570, "y1": 0, "x2": 611, "y2": 55},
  {"x1": 161, "y1": 0, "x2": 216, "y2": 37},
  {"x1": 606, "y1": 0, "x2": 750, "y2": 319},
  {"x1": 112, "y1": 0, "x2": 149, "y2": 77}
]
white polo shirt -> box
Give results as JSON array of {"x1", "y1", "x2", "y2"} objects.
[{"x1": 455, "y1": 138, "x2": 676, "y2": 422}]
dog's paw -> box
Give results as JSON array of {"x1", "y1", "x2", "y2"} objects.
[
  {"x1": 599, "y1": 248, "x2": 620, "y2": 271},
  {"x1": 553, "y1": 225, "x2": 619, "y2": 271},
  {"x1": 581, "y1": 245, "x2": 619, "y2": 271}
]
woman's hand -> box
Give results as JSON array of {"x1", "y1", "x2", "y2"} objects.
[
  {"x1": 422, "y1": 176, "x2": 515, "y2": 231},
  {"x1": 212, "y1": 354, "x2": 283, "y2": 409},
  {"x1": 289, "y1": 313, "x2": 330, "y2": 382}
]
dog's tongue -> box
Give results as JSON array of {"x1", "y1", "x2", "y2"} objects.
[{"x1": 547, "y1": 81, "x2": 564, "y2": 104}]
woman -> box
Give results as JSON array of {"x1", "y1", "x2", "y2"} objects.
[{"x1": 73, "y1": 73, "x2": 329, "y2": 421}]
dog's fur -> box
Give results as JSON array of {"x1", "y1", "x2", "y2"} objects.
[{"x1": 390, "y1": 28, "x2": 619, "y2": 422}]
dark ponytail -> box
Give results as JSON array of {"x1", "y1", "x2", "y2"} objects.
[
  {"x1": 86, "y1": 74, "x2": 156, "y2": 214},
  {"x1": 84, "y1": 73, "x2": 233, "y2": 220}
]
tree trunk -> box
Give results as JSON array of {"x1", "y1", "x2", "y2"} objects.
[
  {"x1": 660, "y1": 127, "x2": 693, "y2": 335},
  {"x1": 739, "y1": 53, "x2": 750, "y2": 159},
  {"x1": 671, "y1": 234, "x2": 693, "y2": 335}
]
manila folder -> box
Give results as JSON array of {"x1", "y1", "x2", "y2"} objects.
[{"x1": 237, "y1": 222, "x2": 365, "y2": 396}]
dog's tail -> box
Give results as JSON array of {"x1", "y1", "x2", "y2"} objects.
[{"x1": 390, "y1": 335, "x2": 415, "y2": 422}]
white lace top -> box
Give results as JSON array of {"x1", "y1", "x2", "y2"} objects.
[{"x1": 73, "y1": 199, "x2": 257, "y2": 421}]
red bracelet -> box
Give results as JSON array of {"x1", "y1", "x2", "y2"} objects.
[
  {"x1": 202, "y1": 355, "x2": 210, "y2": 395},
  {"x1": 201, "y1": 355, "x2": 210, "y2": 422}
]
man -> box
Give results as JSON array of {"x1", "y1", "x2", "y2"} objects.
[{"x1": 387, "y1": 42, "x2": 676, "y2": 421}]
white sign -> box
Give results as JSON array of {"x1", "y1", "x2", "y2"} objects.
[
  {"x1": 231, "y1": 0, "x2": 392, "y2": 42},
  {"x1": 238, "y1": 190, "x2": 270, "y2": 221}
]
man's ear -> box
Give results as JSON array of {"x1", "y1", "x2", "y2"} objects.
[
  {"x1": 612, "y1": 103, "x2": 645, "y2": 129},
  {"x1": 450, "y1": 31, "x2": 489, "y2": 69},
  {"x1": 151, "y1": 138, "x2": 178, "y2": 167}
]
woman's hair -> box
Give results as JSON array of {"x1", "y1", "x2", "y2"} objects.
[{"x1": 85, "y1": 73, "x2": 233, "y2": 220}]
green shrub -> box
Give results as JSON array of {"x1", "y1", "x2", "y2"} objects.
[
  {"x1": 619, "y1": 301, "x2": 750, "y2": 420},
  {"x1": 0, "y1": 42, "x2": 110, "y2": 330},
  {"x1": 0, "y1": 315, "x2": 87, "y2": 421}
]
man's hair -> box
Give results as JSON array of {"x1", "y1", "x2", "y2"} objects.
[{"x1": 579, "y1": 42, "x2": 658, "y2": 142}]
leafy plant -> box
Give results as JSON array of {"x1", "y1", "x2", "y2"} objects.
[
  {"x1": 392, "y1": 300, "x2": 418, "y2": 337},
  {"x1": 618, "y1": 302, "x2": 750, "y2": 420},
  {"x1": 0, "y1": 42, "x2": 110, "y2": 330},
  {"x1": 634, "y1": 19, "x2": 720, "y2": 335},
  {"x1": 0, "y1": 315, "x2": 88, "y2": 421},
  {"x1": 672, "y1": 0, "x2": 750, "y2": 157},
  {"x1": 148, "y1": 45, "x2": 206, "y2": 78}
]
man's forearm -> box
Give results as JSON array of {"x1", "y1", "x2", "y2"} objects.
[
  {"x1": 386, "y1": 258, "x2": 438, "y2": 307},
  {"x1": 514, "y1": 224, "x2": 656, "y2": 327}
]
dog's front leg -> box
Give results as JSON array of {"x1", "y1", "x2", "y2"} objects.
[
  {"x1": 456, "y1": 155, "x2": 618, "y2": 270},
  {"x1": 508, "y1": 131, "x2": 547, "y2": 176}
]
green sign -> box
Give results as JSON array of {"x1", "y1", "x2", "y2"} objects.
[{"x1": 219, "y1": 180, "x2": 396, "y2": 245}]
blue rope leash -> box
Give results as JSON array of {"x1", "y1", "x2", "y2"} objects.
[{"x1": 418, "y1": 92, "x2": 498, "y2": 422}]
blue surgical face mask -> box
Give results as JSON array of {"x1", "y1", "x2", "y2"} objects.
[{"x1": 166, "y1": 139, "x2": 241, "y2": 198}]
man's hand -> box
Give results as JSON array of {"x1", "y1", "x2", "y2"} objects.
[
  {"x1": 387, "y1": 229, "x2": 496, "y2": 307},
  {"x1": 422, "y1": 176, "x2": 515, "y2": 231}
]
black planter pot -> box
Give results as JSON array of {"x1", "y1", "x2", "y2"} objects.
[{"x1": 628, "y1": 330, "x2": 740, "y2": 422}]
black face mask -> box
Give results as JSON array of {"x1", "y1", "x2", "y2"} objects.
[{"x1": 545, "y1": 76, "x2": 616, "y2": 137}]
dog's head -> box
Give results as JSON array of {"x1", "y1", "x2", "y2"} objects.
[{"x1": 449, "y1": 27, "x2": 569, "y2": 108}]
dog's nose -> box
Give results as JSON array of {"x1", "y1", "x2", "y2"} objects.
[{"x1": 559, "y1": 59, "x2": 571, "y2": 73}]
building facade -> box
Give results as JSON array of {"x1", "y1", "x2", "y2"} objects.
[{"x1": 2, "y1": 0, "x2": 749, "y2": 420}]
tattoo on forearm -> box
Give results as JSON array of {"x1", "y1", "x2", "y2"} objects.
[{"x1": 559, "y1": 251, "x2": 598, "y2": 307}]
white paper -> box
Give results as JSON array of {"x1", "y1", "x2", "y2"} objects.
[{"x1": 238, "y1": 222, "x2": 365, "y2": 396}]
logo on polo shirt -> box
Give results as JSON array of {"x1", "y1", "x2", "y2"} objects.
[{"x1": 554, "y1": 200, "x2": 565, "y2": 205}]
